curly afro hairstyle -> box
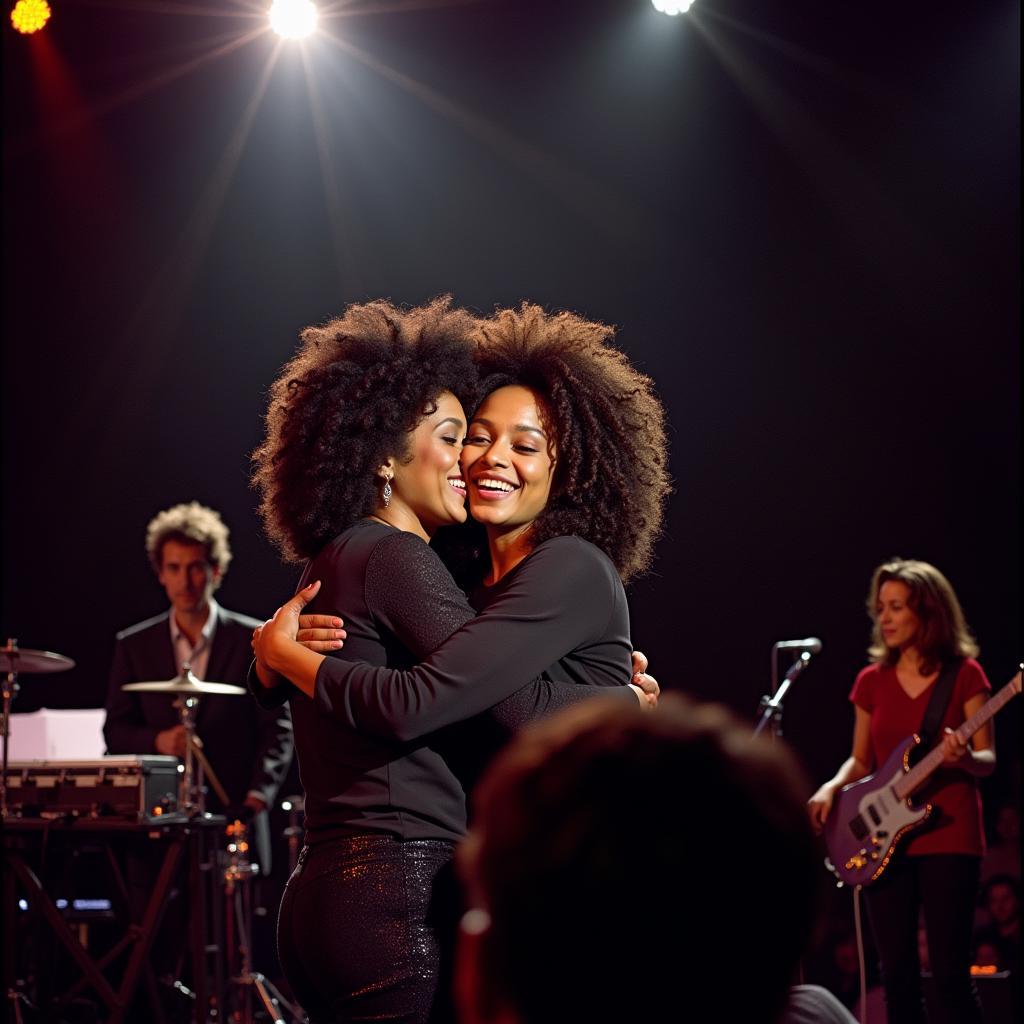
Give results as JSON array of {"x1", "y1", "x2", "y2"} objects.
[
  {"x1": 473, "y1": 303, "x2": 670, "y2": 583},
  {"x1": 253, "y1": 297, "x2": 481, "y2": 562}
]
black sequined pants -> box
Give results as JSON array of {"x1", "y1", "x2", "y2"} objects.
[{"x1": 277, "y1": 835, "x2": 459, "y2": 1024}]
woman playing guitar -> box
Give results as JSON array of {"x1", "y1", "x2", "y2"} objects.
[{"x1": 808, "y1": 558, "x2": 995, "y2": 1024}]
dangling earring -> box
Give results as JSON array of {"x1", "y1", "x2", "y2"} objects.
[{"x1": 382, "y1": 474, "x2": 393, "y2": 507}]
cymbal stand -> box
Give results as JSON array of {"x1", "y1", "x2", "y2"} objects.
[
  {"x1": 223, "y1": 821, "x2": 301, "y2": 1024},
  {"x1": 189, "y1": 734, "x2": 230, "y2": 808},
  {"x1": 1, "y1": 639, "x2": 21, "y2": 820},
  {"x1": 174, "y1": 689, "x2": 206, "y2": 816}
]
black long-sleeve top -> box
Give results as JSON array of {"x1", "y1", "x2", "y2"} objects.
[{"x1": 252, "y1": 520, "x2": 633, "y2": 844}]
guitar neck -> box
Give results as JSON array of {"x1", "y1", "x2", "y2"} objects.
[{"x1": 894, "y1": 677, "x2": 1019, "y2": 800}]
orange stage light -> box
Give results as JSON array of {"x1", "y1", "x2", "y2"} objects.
[{"x1": 11, "y1": 0, "x2": 51, "y2": 35}]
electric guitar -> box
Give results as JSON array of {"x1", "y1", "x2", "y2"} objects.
[{"x1": 824, "y1": 668, "x2": 1021, "y2": 888}]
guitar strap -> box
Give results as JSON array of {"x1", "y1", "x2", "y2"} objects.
[{"x1": 918, "y1": 657, "x2": 964, "y2": 747}]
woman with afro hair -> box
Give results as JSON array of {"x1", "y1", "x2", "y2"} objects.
[{"x1": 250, "y1": 299, "x2": 664, "y2": 1024}]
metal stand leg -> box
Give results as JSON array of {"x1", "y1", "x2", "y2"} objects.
[
  {"x1": 4, "y1": 828, "x2": 186, "y2": 1022},
  {"x1": 6, "y1": 986, "x2": 30, "y2": 1024},
  {"x1": 222, "y1": 819, "x2": 303, "y2": 1024},
  {"x1": 1, "y1": 645, "x2": 21, "y2": 821},
  {"x1": 4, "y1": 840, "x2": 35, "y2": 1024}
]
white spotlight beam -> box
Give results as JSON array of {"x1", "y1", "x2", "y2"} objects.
[
  {"x1": 652, "y1": 0, "x2": 697, "y2": 15},
  {"x1": 269, "y1": 0, "x2": 319, "y2": 39}
]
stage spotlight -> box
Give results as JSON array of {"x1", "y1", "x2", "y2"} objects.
[
  {"x1": 269, "y1": 0, "x2": 318, "y2": 40},
  {"x1": 11, "y1": 0, "x2": 52, "y2": 34},
  {"x1": 652, "y1": 0, "x2": 696, "y2": 15}
]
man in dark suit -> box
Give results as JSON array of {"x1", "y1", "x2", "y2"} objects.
[
  {"x1": 101, "y1": 502, "x2": 292, "y2": 1016},
  {"x1": 104, "y1": 501, "x2": 293, "y2": 864}
]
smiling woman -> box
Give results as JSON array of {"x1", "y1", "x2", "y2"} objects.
[
  {"x1": 466, "y1": 302, "x2": 672, "y2": 586},
  {"x1": 249, "y1": 297, "x2": 488, "y2": 1023},
  {"x1": 252, "y1": 297, "x2": 479, "y2": 563},
  {"x1": 462, "y1": 384, "x2": 558, "y2": 562},
  {"x1": 374, "y1": 390, "x2": 470, "y2": 542}
]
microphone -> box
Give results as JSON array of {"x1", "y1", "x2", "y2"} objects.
[{"x1": 774, "y1": 637, "x2": 823, "y2": 655}]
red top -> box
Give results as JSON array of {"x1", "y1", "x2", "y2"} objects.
[{"x1": 849, "y1": 658, "x2": 991, "y2": 856}]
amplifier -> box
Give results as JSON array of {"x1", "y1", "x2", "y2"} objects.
[{"x1": 4, "y1": 756, "x2": 181, "y2": 823}]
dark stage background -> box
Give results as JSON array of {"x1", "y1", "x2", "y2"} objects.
[{"x1": 3, "y1": 1, "x2": 1020, "y2": 799}]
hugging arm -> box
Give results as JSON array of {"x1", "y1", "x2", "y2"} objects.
[{"x1": 316, "y1": 539, "x2": 634, "y2": 741}]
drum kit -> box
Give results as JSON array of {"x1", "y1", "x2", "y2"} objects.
[
  {"x1": 1, "y1": 639, "x2": 302, "y2": 1024},
  {"x1": 1, "y1": 640, "x2": 77, "y2": 818}
]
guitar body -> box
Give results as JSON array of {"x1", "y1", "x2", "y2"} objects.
[
  {"x1": 824, "y1": 735, "x2": 932, "y2": 888},
  {"x1": 822, "y1": 668, "x2": 1020, "y2": 887}
]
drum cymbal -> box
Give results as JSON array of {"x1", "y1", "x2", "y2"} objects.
[
  {"x1": 123, "y1": 670, "x2": 246, "y2": 696},
  {"x1": 0, "y1": 645, "x2": 76, "y2": 674}
]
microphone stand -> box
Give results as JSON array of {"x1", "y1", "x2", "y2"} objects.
[
  {"x1": 753, "y1": 651, "x2": 812, "y2": 739},
  {"x1": 754, "y1": 643, "x2": 817, "y2": 991}
]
